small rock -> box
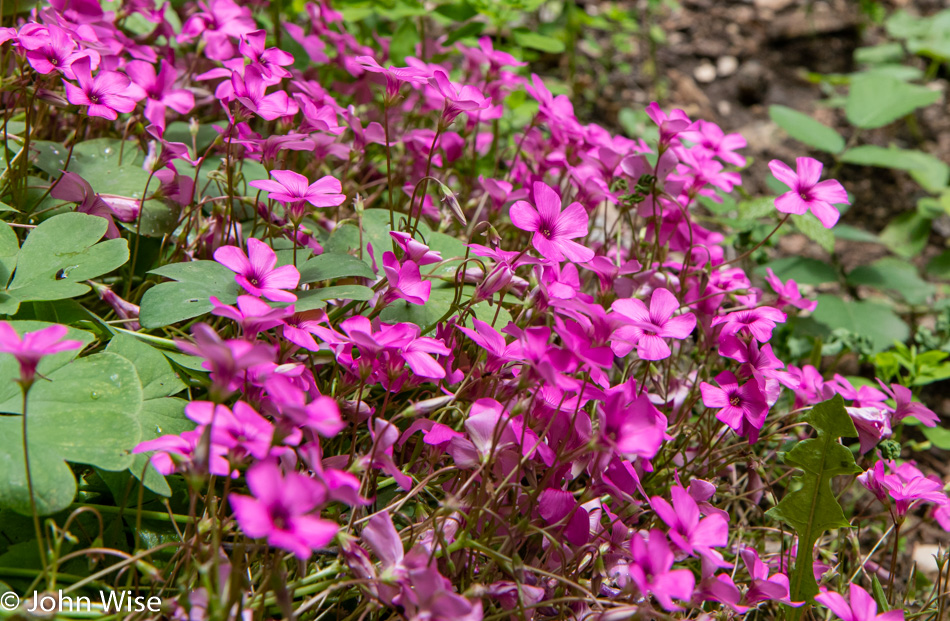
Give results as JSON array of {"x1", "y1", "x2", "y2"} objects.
[
  {"x1": 717, "y1": 100, "x2": 732, "y2": 116},
  {"x1": 754, "y1": 0, "x2": 796, "y2": 10},
  {"x1": 913, "y1": 544, "x2": 942, "y2": 575},
  {"x1": 694, "y1": 61, "x2": 717, "y2": 84},
  {"x1": 717, "y1": 55, "x2": 739, "y2": 77}
]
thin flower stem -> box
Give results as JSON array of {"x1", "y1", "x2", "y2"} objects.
[
  {"x1": 721, "y1": 213, "x2": 791, "y2": 267},
  {"x1": 21, "y1": 383, "x2": 48, "y2": 577}
]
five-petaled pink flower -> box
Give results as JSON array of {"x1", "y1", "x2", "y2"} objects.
[
  {"x1": 63, "y1": 56, "x2": 138, "y2": 121},
  {"x1": 700, "y1": 371, "x2": 770, "y2": 443},
  {"x1": 214, "y1": 238, "x2": 301, "y2": 302},
  {"x1": 815, "y1": 584, "x2": 903, "y2": 621},
  {"x1": 229, "y1": 461, "x2": 338, "y2": 560},
  {"x1": 711, "y1": 306, "x2": 786, "y2": 343},
  {"x1": 0, "y1": 322, "x2": 83, "y2": 385},
  {"x1": 510, "y1": 181, "x2": 594, "y2": 263},
  {"x1": 382, "y1": 252, "x2": 431, "y2": 306},
  {"x1": 611, "y1": 288, "x2": 697, "y2": 360},
  {"x1": 768, "y1": 157, "x2": 849, "y2": 229},
  {"x1": 250, "y1": 170, "x2": 346, "y2": 222}
]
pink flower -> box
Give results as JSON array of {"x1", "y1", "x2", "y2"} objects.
[
  {"x1": 712, "y1": 306, "x2": 786, "y2": 343},
  {"x1": 765, "y1": 268, "x2": 817, "y2": 312},
  {"x1": 125, "y1": 59, "x2": 195, "y2": 129},
  {"x1": 63, "y1": 56, "x2": 138, "y2": 121},
  {"x1": 651, "y1": 485, "x2": 729, "y2": 558},
  {"x1": 18, "y1": 23, "x2": 97, "y2": 78},
  {"x1": 428, "y1": 69, "x2": 490, "y2": 122},
  {"x1": 0, "y1": 322, "x2": 83, "y2": 385},
  {"x1": 815, "y1": 584, "x2": 904, "y2": 621},
  {"x1": 600, "y1": 386, "x2": 667, "y2": 460},
  {"x1": 628, "y1": 529, "x2": 696, "y2": 611},
  {"x1": 683, "y1": 119, "x2": 747, "y2": 167},
  {"x1": 176, "y1": 323, "x2": 275, "y2": 393},
  {"x1": 700, "y1": 371, "x2": 769, "y2": 443},
  {"x1": 185, "y1": 400, "x2": 274, "y2": 461},
  {"x1": 876, "y1": 380, "x2": 939, "y2": 427},
  {"x1": 239, "y1": 29, "x2": 294, "y2": 81},
  {"x1": 769, "y1": 157, "x2": 849, "y2": 228},
  {"x1": 847, "y1": 406, "x2": 892, "y2": 454},
  {"x1": 610, "y1": 288, "x2": 696, "y2": 360},
  {"x1": 214, "y1": 238, "x2": 301, "y2": 302},
  {"x1": 390, "y1": 232, "x2": 442, "y2": 265},
  {"x1": 249, "y1": 170, "x2": 345, "y2": 221},
  {"x1": 646, "y1": 102, "x2": 692, "y2": 146},
  {"x1": 229, "y1": 461, "x2": 338, "y2": 560},
  {"x1": 356, "y1": 56, "x2": 428, "y2": 100},
  {"x1": 210, "y1": 295, "x2": 292, "y2": 337},
  {"x1": 231, "y1": 66, "x2": 296, "y2": 121},
  {"x1": 858, "y1": 460, "x2": 947, "y2": 518},
  {"x1": 382, "y1": 252, "x2": 431, "y2": 305},
  {"x1": 509, "y1": 181, "x2": 594, "y2": 263},
  {"x1": 740, "y1": 548, "x2": 798, "y2": 606}
]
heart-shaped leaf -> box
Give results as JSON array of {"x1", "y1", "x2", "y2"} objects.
[{"x1": 0, "y1": 352, "x2": 143, "y2": 515}]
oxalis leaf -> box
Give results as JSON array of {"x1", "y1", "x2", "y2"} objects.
[
  {"x1": 0, "y1": 213, "x2": 129, "y2": 316},
  {"x1": 766, "y1": 395, "x2": 861, "y2": 616},
  {"x1": 0, "y1": 352, "x2": 143, "y2": 515}
]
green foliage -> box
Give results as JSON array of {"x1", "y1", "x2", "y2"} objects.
[
  {"x1": 790, "y1": 213, "x2": 834, "y2": 254},
  {"x1": 105, "y1": 333, "x2": 189, "y2": 496},
  {"x1": 140, "y1": 260, "x2": 240, "y2": 328},
  {"x1": 0, "y1": 351, "x2": 143, "y2": 515},
  {"x1": 769, "y1": 105, "x2": 845, "y2": 154},
  {"x1": 810, "y1": 295, "x2": 909, "y2": 353},
  {"x1": 879, "y1": 211, "x2": 931, "y2": 259},
  {"x1": 766, "y1": 395, "x2": 861, "y2": 612},
  {"x1": 840, "y1": 145, "x2": 949, "y2": 193},
  {"x1": 298, "y1": 253, "x2": 377, "y2": 283},
  {"x1": 844, "y1": 73, "x2": 940, "y2": 129},
  {"x1": 0, "y1": 214, "x2": 129, "y2": 316},
  {"x1": 33, "y1": 139, "x2": 177, "y2": 237},
  {"x1": 847, "y1": 257, "x2": 935, "y2": 306}
]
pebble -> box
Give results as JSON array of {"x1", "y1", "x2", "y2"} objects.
[
  {"x1": 717, "y1": 55, "x2": 739, "y2": 77},
  {"x1": 912, "y1": 544, "x2": 942, "y2": 575},
  {"x1": 694, "y1": 61, "x2": 717, "y2": 83}
]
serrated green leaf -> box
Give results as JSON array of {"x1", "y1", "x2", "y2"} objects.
[
  {"x1": 769, "y1": 105, "x2": 845, "y2": 154},
  {"x1": 845, "y1": 73, "x2": 940, "y2": 129},
  {"x1": 766, "y1": 395, "x2": 861, "y2": 611}
]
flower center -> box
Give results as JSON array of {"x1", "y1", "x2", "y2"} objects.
[
  {"x1": 89, "y1": 93, "x2": 99, "y2": 103},
  {"x1": 730, "y1": 395, "x2": 742, "y2": 407},
  {"x1": 540, "y1": 227, "x2": 553, "y2": 238}
]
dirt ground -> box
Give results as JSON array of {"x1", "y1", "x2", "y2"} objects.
[{"x1": 563, "y1": 0, "x2": 950, "y2": 266}]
